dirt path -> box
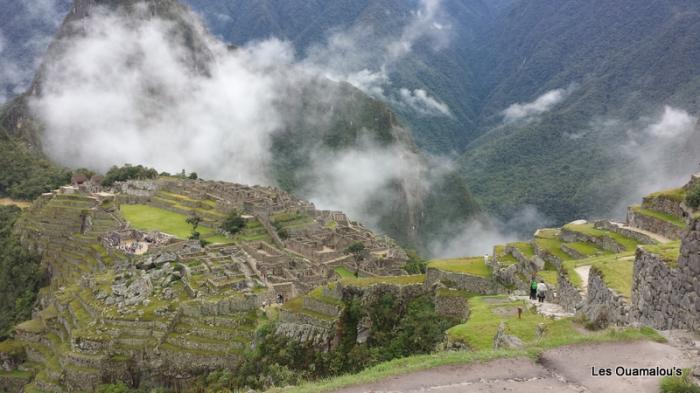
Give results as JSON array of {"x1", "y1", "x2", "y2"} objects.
[
  {"x1": 575, "y1": 265, "x2": 591, "y2": 295},
  {"x1": 333, "y1": 340, "x2": 692, "y2": 393},
  {"x1": 610, "y1": 221, "x2": 672, "y2": 244},
  {"x1": 0, "y1": 198, "x2": 31, "y2": 208}
]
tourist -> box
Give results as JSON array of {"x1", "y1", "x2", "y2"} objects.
[
  {"x1": 530, "y1": 277, "x2": 538, "y2": 300},
  {"x1": 536, "y1": 281, "x2": 547, "y2": 303}
]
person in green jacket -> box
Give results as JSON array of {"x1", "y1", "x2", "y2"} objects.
[{"x1": 530, "y1": 277, "x2": 538, "y2": 300}]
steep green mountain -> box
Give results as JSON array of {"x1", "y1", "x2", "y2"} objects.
[
  {"x1": 460, "y1": 0, "x2": 700, "y2": 223},
  {"x1": 184, "y1": 0, "x2": 501, "y2": 153},
  {"x1": 183, "y1": 0, "x2": 700, "y2": 228},
  {"x1": 0, "y1": 0, "x2": 481, "y2": 252}
]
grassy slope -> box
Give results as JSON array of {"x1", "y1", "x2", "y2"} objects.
[
  {"x1": 562, "y1": 252, "x2": 635, "y2": 298},
  {"x1": 120, "y1": 204, "x2": 229, "y2": 243},
  {"x1": 427, "y1": 257, "x2": 490, "y2": 277},
  {"x1": 272, "y1": 294, "x2": 663, "y2": 393}
]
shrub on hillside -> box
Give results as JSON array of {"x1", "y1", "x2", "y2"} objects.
[
  {"x1": 101, "y1": 164, "x2": 158, "y2": 187},
  {"x1": 660, "y1": 369, "x2": 700, "y2": 393},
  {"x1": 686, "y1": 185, "x2": 700, "y2": 209},
  {"x1": 221, "y1": 212, "x2": 245, "y2": 235}
]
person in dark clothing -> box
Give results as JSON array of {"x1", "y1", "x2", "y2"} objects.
[{"x1": 530, "y1": 278, "x2": 538, "y2": 300}]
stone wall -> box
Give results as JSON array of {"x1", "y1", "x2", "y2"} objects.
[
  {"x1": 627, "y1": 208, "x2": 685, "y2": 240},
  {"x1": 642, "y1": 195, "x2": 684, "y2": 218},
  {"x1": 425, "y1": 268, "x2": 497, "y2": 295},
  {"x1": 556, "y1": 270, "x2": 583, "y2": 313},
  {"x1": 594, "y1": 220, "x2": 657, "y2": 244},
  {"x1": 560, "y1": 228, "x2": 625, "y2": 253},
  {"x1": 631, "y1": 222, "x2": 700, "y2": 330},
  {"x1": 434, "y1": 290, "x2": 469, "y2": 319},
  {"x1": 581, "y1": 267, "x2": 630, "y2": 326}
]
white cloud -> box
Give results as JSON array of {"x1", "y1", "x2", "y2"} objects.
[
  {"x1": 302, "y1": 0, "x2": 453, "y2": 117},
  {"x1": 502, "y1": 85, "x2": 576, "y2": 123},
  {"x1": 398, "y1": 88, "x2": 451, "y2": 117},
  {"x1": 428, "y1": 206, "x2": 551, "y2": 258}
]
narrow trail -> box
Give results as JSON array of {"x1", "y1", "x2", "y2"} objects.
[
  {"x1": 609, "y1": 221, "x2": 673, "y2": 244},
  {"x1": 575, "y1": 265, "x2": 591, "y2": 295},
  {"x1": 333, "y1": 341, "x2": 692, "y2": 393},
  {"x1": 510, "y1": 295, "x2": 574, "y2": 319}
]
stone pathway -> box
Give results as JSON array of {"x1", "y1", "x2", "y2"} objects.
[
  {"x1": 609, "y1": 221, "x2": 673, "y2": 244},
  {"x1": 510, "y1": 295, "x2": 574, "y2": 319},
  {"x1": 334, "y1": 341, "x2": 692, "y2": 393},
  {"x1": 575, "y1": 265, "x2": 591, "y2": 295}
]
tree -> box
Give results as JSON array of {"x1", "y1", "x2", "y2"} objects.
[
  {"x1": 186, "y1": 212, "x2": 202, "y2": 240},
  {"x1": 101, "y1": 164, "x2": 158, "y2": 187},
  {"x1": 345, "y1": 242, "x2": 367, "y2": 277},
  {"x1": 686, "y1": 185, "x2": 700, "y2": 209},
  {"x1": 221, "y1": 212, "x2": 245, "y2": 235},
  {"x1": 188, "y1": 172, "x2": 198, "y2": 180}
]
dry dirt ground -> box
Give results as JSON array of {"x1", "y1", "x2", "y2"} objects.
[{"x1": 333, "y1": 341, "x2": 693, "y2": 393}]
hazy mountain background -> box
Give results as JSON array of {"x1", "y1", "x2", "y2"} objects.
[{"x1": 3, "y1": 0, "x2": 700, "y2": 253}]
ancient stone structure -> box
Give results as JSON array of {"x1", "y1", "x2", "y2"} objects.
[
  {"x1": 2, "y1": 177, "x2": 410, "y2": 392},
  {"x1": 425, "y1": 267, "x2": 497, "y2": 295},
  {"x1": 580, "y1": 267, "x2": 631, "y2": 326},
  {"x1": 631, "y1": 221, "x2": 700, "y2": 330}
]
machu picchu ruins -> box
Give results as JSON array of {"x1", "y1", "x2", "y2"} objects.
[
  {"x1": 4, "y1": 171, "x2": 700, "y2": 392},
  {"x1": 0, "y1": 177, "x2": 410, "y2": 391}
]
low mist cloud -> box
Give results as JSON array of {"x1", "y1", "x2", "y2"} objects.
[
  {"x1": 428, "y1": 206, "x2": 552, "y2": 258},
  {"x1": 502, "y1": 85, "x2": 576, "y2": 123},
  {"x1": 303, "y1": 0, "x2": 452, "y2": 117},
  {"x1": 610, "y1": 105, "x2": 700, "y2": 212}
]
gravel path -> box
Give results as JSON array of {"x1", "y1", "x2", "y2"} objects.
[
  {"x1": 333, "y1": 340, "x2": 692, "y2": 393},
  {"x1": 575, "y1": 265, "x2": 591, "y2": 295}
]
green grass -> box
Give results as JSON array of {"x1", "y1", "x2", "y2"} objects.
[
  {"x1": 447, "y1": 296, "x2": 662, "y2": 350},
  {"x1": 564, "y1": 242, "x2": 608, "y2": 257},
  {"x1": 307, "y1": 286, "x2": 343, "y2": 306},
  {"x1": 334, "y1": 266, "x2": 354, "y2": 278},
  {"x1": 640, "y1": 241, "x2": 681, "y2": 267},
  {"x1": 282, "y1": 296, "x2": 338, "y2": 321},
  {"x1": 537, "y1": 270, "x2": 558, "y2": 286},
  {"x1": 273, "y1": 295, "x2": 663, "y2": 393},
  {"x1": 646, "y1": 188, "x2": 687, "y2": 203},
  {"x1": 266, "y1": 349, "x2": 529, "y2": 393},
  {"x1": 340, "y1": 274, "x2": 425, "y2": 287},
  {"x1": 509, "y1": 242, "x2": 534, "y2": 257},
  {"x1": 534, "y1": 237, "x2": 573, "y2": 262},
  {"x1": 493, "y1": 245, "x2": 518, "y2": 265},
  {"x1": 631, "y1": 205, "x2": 686, "y2": 229},
  {"x1": 427, "y1": 257, "x2": 490, "y2": 277},
  {"x1": 563, "y1": 223, "x2": 639, "y2": 251},
  {"x1": 562, "y1": 252, "x2": 635, "y2": 298},
  {"x1": 120, "y1": 204, "x2": 228, "y2": 243}
]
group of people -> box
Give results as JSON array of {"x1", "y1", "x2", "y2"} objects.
[{"x1": 530, "y1": 277, "x2": 547, "y2": 303}]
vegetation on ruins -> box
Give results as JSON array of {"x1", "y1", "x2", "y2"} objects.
[
  {"x1": 686, "y1": 184, "x2": 700, "y2": 210},
  {"x1": 221, "y1": 211, "x2": 245, "y2": 235},
  {"x1": 190, "y1": 294, "x2": 458, "y2": 391},
  {"x1": 660, "y1": 369, "x2": 700, "y2": 393},
  {"x1": 186, "y1": 212, "x2": 202, "y2": 240},
  {"x1": 101, "y1": 164, "x2": 158, "y2": 187},
  {"x1": 0, "y1": 206, "x2": 46, "y2": 338}
]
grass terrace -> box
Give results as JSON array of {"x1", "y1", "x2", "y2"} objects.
[
  {"x1": 562, "y1": 252, "x2": 635, "y2": 298},
  {"x1": 493, "y1": 245, "x2": 518, "y2": 265},
  {"x1": 534, "y1": 229, "x2": 574, "y2": 262},
  {"x1": 509, "y1": 242, "x2": 534, "y2": 258},
  {"x1": 645, "y1": 188, "x2": 686, "y2": 203},
  {"x1": 334, "y1": 266, "x2": 354, "y2": 278},
  {"x1": 640, "y1": 241, "x2": 681, "y2": 268},
  {"x1": 120, "y1": 204, "x2": 229, "y2": 243},
  {"x1": 563, "y1": 223, "x2": 639, "y2": 251},
  {"x1": 340, "y1": 274, "x2": 425, "y2": 287},
  {"x1": 630, "y1": 205, "x2": 686, "y2": 229},
  {"x1": 427, "y1": 257, "x2": 490, "y2": 278},
  {"x1": 565, "y1": 242, "x2": 610, "y2": 257}
]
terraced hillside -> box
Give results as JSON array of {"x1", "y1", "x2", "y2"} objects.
[{"x1": 0, "y1": 177, "x2": 411, "y2": 391}]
